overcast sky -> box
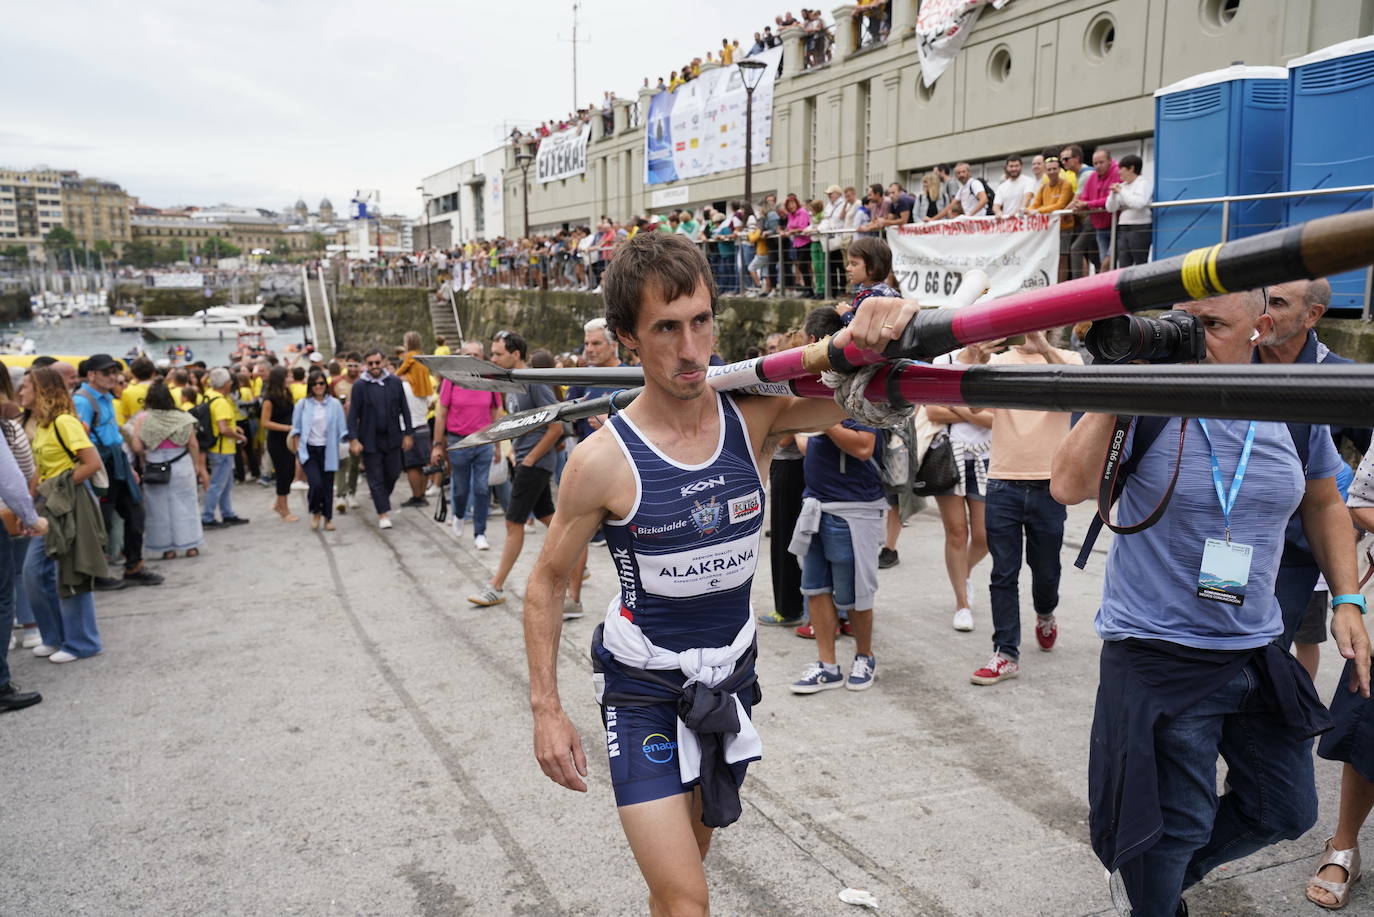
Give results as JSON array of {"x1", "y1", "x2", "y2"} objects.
[{"x1": 2, "y1": 0, "x2": 802, "y2": 217}]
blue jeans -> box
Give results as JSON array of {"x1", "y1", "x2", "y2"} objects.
[
  {"x1": 1095, "y1": 227, "x2": 1114, "y2": 265},
  {"x1": 10, "y1": 534, "x2": 33, "y2": 626},
  {"x1": 24, "y1": 535, "x2": 101, "y2": 657},
  {"x1": 985, "y1": 479, "x2": 1066, "y2": 659},
  {"x1": 800, "y1": 513, "x2": 858, "y2": 611},
  {"x1": 202, "y1": 452, "x2": 236, "y2": 523},
  {"x1": 447, "y1": 436, "x2": 493, "y2": 537},
  {"x1": 1132, "y1": 664, "x2": 1317, "y2": 915}
]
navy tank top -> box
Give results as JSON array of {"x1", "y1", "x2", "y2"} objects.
[{"x1": 600, "y1": 392, "x2": 764, "y2": 653}]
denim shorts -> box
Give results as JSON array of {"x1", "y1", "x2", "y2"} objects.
[
  {"x1": 748, "y1": 253, "x2": 769, "y2": 273},
  {"x1": 800, "y1": 512, "x2": 857, "y2": 611}
]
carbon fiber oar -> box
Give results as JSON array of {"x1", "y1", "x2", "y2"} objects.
[
  {"x1": 418, "y1": 355, "x2": 645, "y2": 393},
  {"x1": 454, "y1": 361, "x2": 1374, "y2": 447}
]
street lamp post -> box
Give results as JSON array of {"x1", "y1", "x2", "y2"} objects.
[
  {"x1": 736, "y1": 59, "x2": 769, "y2": 214},
  {"x1": 515, "y1": 150, "x2": 534, "y2": 239},
  {"x1": 416, "y1": 185, "x2": 432, "y2": 250}
]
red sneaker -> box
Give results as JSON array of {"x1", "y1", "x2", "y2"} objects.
[
  {"x1": 795, "y1": 623, "x2": 815, "y2": 639},
  {"x1": 839, "y1": 621, "x2": 853, "y2": 637},
  {"x1": 970, "y1": 652, "x2": 1020, "y2": 686},
  {"x1": 1036, "y1": 615, "x2": 1058, "y2": 651}
]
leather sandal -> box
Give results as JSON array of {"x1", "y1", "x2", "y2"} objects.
[{"x1": 1307, "y1": 836, "x2": 1361, "y2": 910}]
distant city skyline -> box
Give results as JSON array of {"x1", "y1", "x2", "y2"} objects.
[{"x1": 5, "y1": 0, "x2": 793, "y2": 217}]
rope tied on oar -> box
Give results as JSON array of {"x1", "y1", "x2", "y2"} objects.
[{"x1": 823, "y1": 364, "x2": 915, "y2": 428}]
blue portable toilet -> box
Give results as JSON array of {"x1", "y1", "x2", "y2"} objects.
[
  {"x1": 1152, "y1": 65, "x2": 1289, "y2": 262},
  {"x1": 1287, "y1": 35, "x2": 1374, "y2": 315}
]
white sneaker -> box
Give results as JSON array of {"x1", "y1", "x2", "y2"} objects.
[
  {"x1": 21, "y1": 629, "x2": 42, "y2": 649},
  {"x1": 953, "y1": 608, "x2": 974, "y2": 632},
  {"x1": 290, "y1": 480, "x2": 308, "y2": 491},
  {"x1": 563, "y1": 599, "x2": 584, "y2": 620},
  {"x1": 468, "y1": 586, "x2": 505, "y2": 607},
  {"x1": 48, "y1": 650, "x2": 79, "y2": 664},
  {"x1": 336, "y1": 498, "x2": 346, "y2": 513},
  {"x1": 347, "y1": 494, "x2": 359, "y2": 509},
  {"x1": 378, "y1": 516, "x2": 393, "y2": 530},
  {"x1": 32, "y1": 643, "x2": 58, "y2": 658},
  {"x1": 966, "y1": 579, "x2": 975, "y2": 609},
  {"x1": 424, "y1": 483, "x2": 438, "y2": 497},
  {"x1": 473, "y1": 534, "x2": 490, "y2": 551},
  {"x1": 450, "y1": 516, "x2": 464, "y2": 538}
]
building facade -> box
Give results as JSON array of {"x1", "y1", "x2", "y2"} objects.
[
  {"x1": 461, "y1": 0, "x2": 1372, "y2": 236},
  {"x1": 418, "y1": 146, "x2": 507, "y2": 245},
  {"x1": 0, "y1": 169, "x2": 71, "y2": 258},
  {"x1": 60, "y1": 176, "x2": 132, "y2": 255}
]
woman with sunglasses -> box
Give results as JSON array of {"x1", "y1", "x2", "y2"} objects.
[
  {"x1": 289, "y1": 371, "x2": 351, "y2": 531},
  {"x1": 260, "y1": 366, "x2": 298, "y2": 522}
]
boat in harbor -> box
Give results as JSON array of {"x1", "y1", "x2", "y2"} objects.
[
  {"x1": 109, "y1": 308, "x2": 143, "y2": 331},
  {"x1": 138, "y1": 304, "x2": 277, "y2": 342}
]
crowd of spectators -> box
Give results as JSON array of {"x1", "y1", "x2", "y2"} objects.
[{"x1": 394, "y1": 140, "x2": 1155, "y2": 300}]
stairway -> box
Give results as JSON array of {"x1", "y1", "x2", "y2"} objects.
[{"x1": 428, "y1": 286, "x2": 461, "y2": 345}]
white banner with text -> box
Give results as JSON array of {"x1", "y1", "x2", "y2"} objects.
[
  {"x1": 886, "y1": 213, "x2": 1059, "y2": 306},
  {"x1": 536, "y1": 125, "x2": 591, "y2": 184}
]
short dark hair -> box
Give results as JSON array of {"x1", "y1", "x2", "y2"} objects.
[
  {"x1": 847, "y1": 237, "x2": 892, "y2": 283},
  {"x1": 867, "y1": 183, "x2": 884, "y2": 198},
  {"x1": 529, "y1": 349, "x2": 555, "y2": 369},
  {"x1": 603, "y1": 231, "x2": 717, "y2": 339},
  {"x1": 937, "y1": 163, "x2": 953, "y2": 176},
  {"x1": 804, "y1": 306, "x2": 844, "y2": 343},
  {"x1": 31, "y1": 355, "x2": 56, "y2": 368},
  {"x1": 494, "y1": 330, "x2": 528, "y2": 361},
  {"x1": 130, "y1": 356, "x2": 155, "y2": 381},
  {"x1": 363, "y1": 349, "x2": 385, "y2": 361},
  {"x1": 291, "y1": 365, "x2": 305, "y2": 381},
  {"x1": 1061, "y1": 143, "x2": 1084, "y2": 161},
  {"x1": 1005, "y1": 155, "x2": 1022, "y2": 166},
  {"x1": 1119, "y1": 153, "x2": 1143, "y2": 174}
]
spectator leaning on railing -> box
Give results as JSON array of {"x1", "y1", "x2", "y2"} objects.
[
  {"x1": 993, "y1": 156, "x2": 1037, "y2": 217},
  {"x1": 1106, "y1": 153, "x2": 1153, "y2": 268},
  {"x1": 1071, "y1": 149, "x2": 1120, "y2": 268}
]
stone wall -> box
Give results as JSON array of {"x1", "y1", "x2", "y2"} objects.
[
  {"x1": 331, "y1": 286, "x2": 436, "y2": 355},
  {"x1": 0, "y1": 292, "x2": 32, "y2": 323},
  {"x1": 455, "y1": 288, "x2": 815, "y2": 360},
  {"x1": 1317, "y1": 318, "x2": 1374, "y2": 363}
]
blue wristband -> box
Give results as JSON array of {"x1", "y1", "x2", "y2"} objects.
[{"x1": 1332, "y1": 593, "x2": 1367, "y2": 615}]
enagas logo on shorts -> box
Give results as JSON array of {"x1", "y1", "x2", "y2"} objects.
[{"x1": 641, "y1": 733, "x2": 678, "y2": 764}]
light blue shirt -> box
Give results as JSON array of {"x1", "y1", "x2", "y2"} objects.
[
  {"x1": 291, "y1": 396, "x2": 350, "y2": 471},
  {"x1": 74, "y1": 383, "x2": 121, "y2": 449},
  {"x1": 1095, "y1": 417, "x2": 1343, "y2": 650}
]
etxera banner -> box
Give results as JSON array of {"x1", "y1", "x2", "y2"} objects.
[
  {"x1": 886, "y1": 213, "x2": 1059, "y2": 306},
  {"x1": 536, "y1": 125, "x2": 591, "y2": 184},
  {"x1": 645, "y1": 47, "x2": 783, "y2": 186}
]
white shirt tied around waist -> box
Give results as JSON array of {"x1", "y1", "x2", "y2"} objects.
[{"x1": 598, "y1": 596, "x2": 762, "y2": 787}]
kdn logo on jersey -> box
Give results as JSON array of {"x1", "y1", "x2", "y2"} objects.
[{"x1": 680, "y1": 475, "x2": 725, "y2": 498}]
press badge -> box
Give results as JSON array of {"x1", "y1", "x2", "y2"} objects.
[{"x1": 1197, "y1": 538, "x2": 1253, "y2": 606}]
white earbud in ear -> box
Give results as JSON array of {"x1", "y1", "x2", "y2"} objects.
[{"x1": 1249, "y1": 329, "x2": 1260, "y2": 342}]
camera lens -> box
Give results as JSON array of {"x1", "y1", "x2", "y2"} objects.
[
  {"x1": 1084, "y1": 316, "x2": 1143, "y2": 363},
  {"x1": 1084, "y1": 313, "x2": 1203, "y2": 364}
]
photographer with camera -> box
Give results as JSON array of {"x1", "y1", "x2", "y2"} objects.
[{"x1": 1050, "y1": 288, "x2": 1370, "y2": 917}]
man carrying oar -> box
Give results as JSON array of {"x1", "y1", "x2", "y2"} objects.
[{"x1": 523, "y1": 231, "x2": 915, "y2": 917}]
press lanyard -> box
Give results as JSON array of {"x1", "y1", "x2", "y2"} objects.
[{"x1": 1196, "y1": 419, "x2": 1256, "y2": 543}]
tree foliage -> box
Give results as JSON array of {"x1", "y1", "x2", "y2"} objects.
[{"x1": 201, "y1": 236, "x2": 241, "y2": 259}]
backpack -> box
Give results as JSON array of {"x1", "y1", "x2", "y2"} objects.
[
  {"x1": 979, "y1": 179, "x2": 996, "y2": 216},
  {"x1": 1074, "y1": 417, "x2": 1310, "y2": 569},
  {"x1": 189, "y1": 394, "x2": 221, "y2": 452}
]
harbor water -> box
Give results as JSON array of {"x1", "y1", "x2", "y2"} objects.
[{"x1": 2, "y1": 314, "x2": 310, "y2": 361}]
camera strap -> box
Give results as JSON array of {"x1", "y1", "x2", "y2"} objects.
[{"x1": 1074, "y1": 415, "x2": 1189, "y2": 570}]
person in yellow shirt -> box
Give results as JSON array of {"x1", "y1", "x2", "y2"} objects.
[
  {"x1": 20, "y1": 366, "x2": 105, "y2": 662},
  {"x1": 120, "y1": 357, "x2": 155, "y2": 423},
  {"x1": 433, "y1": 335, "x2": 452, "y2": 356},
  {"x1": 1030, "y1": 156, "x2": 1078, "y2": 281},
  {"x1": 201, "y1": 367, "x2": 248, "y2": 527},
  {"x1": 289, "y1": 365, "x2": 308, "y2": 402}
]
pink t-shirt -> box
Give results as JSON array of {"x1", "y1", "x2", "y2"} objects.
[
  {"x1": 439, "y1": 379, "x2": 501, "y2": 435},
  {"x1": 787, "y1": 208, "x2": 811, "y2": 247}
]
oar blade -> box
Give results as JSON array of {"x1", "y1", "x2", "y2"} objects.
[
  {"x1": 418, "y1": 355, "x2": 523, "y2": 393},
  {"x1": 455, "y1": 389, "x2": 642, "y2": 448}
]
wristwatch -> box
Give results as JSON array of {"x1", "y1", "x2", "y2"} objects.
[{"x1": 1331, "y1": 593, "x2": 1368, "y2": 615}]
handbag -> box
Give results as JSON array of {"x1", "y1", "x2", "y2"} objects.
[
  {"x1": 142, "y1": 449, "x2": 188, "y2": 486},
  {"x1": 488, "y1": 454, "x2": 511, "y2": 487},
  {"x1": 912, "y1": 431, "x2": 958, "y2": 497}
]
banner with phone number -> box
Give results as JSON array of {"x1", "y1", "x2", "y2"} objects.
[{"x1": 885, "y1": 213, "x2": 1060, "y2": 307}]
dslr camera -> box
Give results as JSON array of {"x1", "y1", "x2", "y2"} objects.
[{"x1": 1083, "y1": 311, "x2": 1206, "y2": 364}]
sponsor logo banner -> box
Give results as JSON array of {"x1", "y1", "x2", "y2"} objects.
[
  {"x1": 886, "y1": 213, "x2": 1060, "y2": 307},
  {"x1": 536, "y1": 125, "x2": 591, "y2": 184},
  {"x1": 638, "y1": 532, "x2": 759, "y2": 598},
  {"x1": 644, "y1": 47, "x2": 783, "y2": 186}
]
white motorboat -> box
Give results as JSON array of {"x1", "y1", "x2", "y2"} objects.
[
  {"x1": 109, "y1": 309, "x2": 143, "y2": 331},
  {"x1": 139, "y1": 303, "x2": 277, "y2": 342}
]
